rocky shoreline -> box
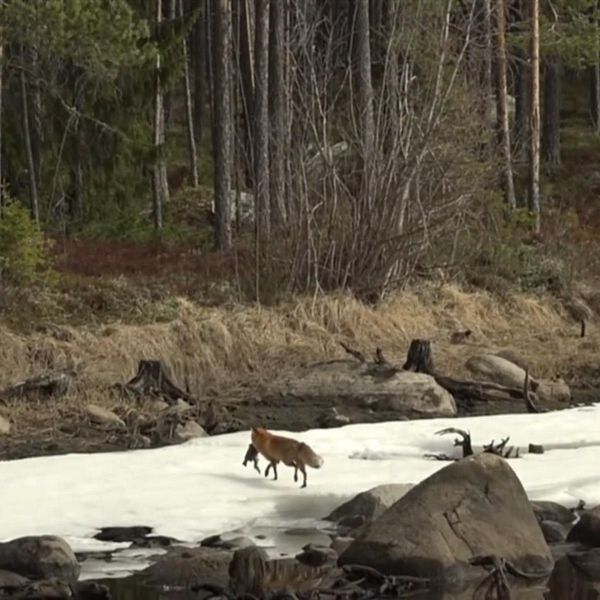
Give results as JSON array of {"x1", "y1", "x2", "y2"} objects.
[{"x1": 3, "y1": 452, "x2": 600, "y2": 599}]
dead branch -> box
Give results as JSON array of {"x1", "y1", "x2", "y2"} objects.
[
  {"x1": 402, "y1": 339, "x2": 434, "y2": 374},
  {"x1": 523, "y1": 368, "x2": 540, "y2": 413},
  {"x1": 436, "y1": 427, "x2": 474, "y2": 457},
  {"x1": 339, "y1": 342, "x2": 367, "y2": 363},
  {"x1": 374, "y1": 347, "x2": 389, "y2": 365}
]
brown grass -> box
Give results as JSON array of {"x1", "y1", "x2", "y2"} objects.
[{"x1": 1, "y1": 283, "x2": 597, "y2": 417}]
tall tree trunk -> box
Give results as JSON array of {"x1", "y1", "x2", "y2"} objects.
[
  {"x1": 542, "y1": 57, "x2": 561, "y2": 164},
  {"x1": 528, "y1": 0, "x2": 541, "y2": 233},
  {"x1": 512, "y1": 0, "x2": 528, "y2": 159},
  {"x1": 20, "y1": 56, "x2": 40, "y2": 227},
  {"x1": 152, "y1": 0, "x2": 169, "y2": 230},
  {"x1": 0, "y1": 25, "x2": 3, "y2": 209},
  {"x1": 164, "y1": 0, "x2": 177, "y2": 129},
  {"x1": 494, "y1": 0, "x2": 516, "y2": 209},
  {"x1": 236, "y1": 0, "x2": 255, "y2": 186},
  {"x1": 592, "y1": 63, "x2": 600, "y2": 134},
  {"x1": 180, "y1": 0, "x2": 199, "y2": 186},
  {"x1": 481, "y1": 0, "x2": 494, "y2": 130},
  {"x1": 191, "y1": 0, "x2": 207, "y2": 143},
  {"x1": 254, "y1": 0, "x2": 270, "y2": 239},
  {"x1": 213, "y1": 0, "x2": 233, "y2": 249},
  {"x1": 354, "y1": 0, "x2": 375, "y2": 161},
  {"x1": 268, "y1": 0, "x2": 287, "y2": 227}
]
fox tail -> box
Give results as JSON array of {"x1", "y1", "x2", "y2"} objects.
[{"x1": 300, "y1": 442, "x2": 324, "y2": 469}]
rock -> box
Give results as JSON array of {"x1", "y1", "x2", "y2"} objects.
[
  {"x1": 567, "y1": 548, "x2": 600, "y2": 579},
  {"x1": 338, "y1": 454, "x2": 552, "y2": 581},
  {"x1": 536, "y1": 377, "x2": 571, "y2": 403},
  {"x1": 0, "y1": 536, "x2": 80, "y2": 582},
  {"x1": 465, "y1": 354, "x2": 538, "y2": 391},
  {"x1": 567, "y1": 505, "x2": 600, "y2": 546},
  {"x1": 200, "y1": 535, "x2": 254, "y2": 551},
  {"x1": 295, "y1": 544, "x2": 337, "y2": 567},
  {"x1": 143, "y1": 546, "x2": 232, "y2": 588},
  {"x1": 0, "y1": 415, "x2": 10, "y2": 435},
  {"x1": 0, "y1": 569, "x2": 30, "y2": 589},
  {"x1": 283, "y1": 360, "x2": 456, "y2": 417},
  {"x1": 71, "y1": 581, "x2": 111, "y2": 600},
  {"x1": 494, "y1": 349, "x2": 529, "y2": 371},
  {"x1": 175, "y1": 399, "x2": 193, "y2": 412},
  {"x1": 148, "y1": 399, "x2": 170, "y2": 412},
  {"x1": 94, "y1": 526, "x2": 153, "y2": 543},
  {"x1": 329, "y1": 537, "x2": 353, "y2": 556},
  {"x1": 14, "y1": 578, "x2": 73, "y2": 599},
  {"x1": 317, "y1": 407, "x2": 351, "y2": 428},
  {"x1": 531, "y1": 501, "x2": 575, "y2": 526},
  {"x1": 85, "y1": 405, "x2": 126, "y2": 430},
  {"x1": 229, "y1": 547, "x2": 330, "y2": 596},
  {"x1": 174, "y1": 420, "x2": 208, "y2": 441},
  {"x1": 541, "y1": 520, "x2": 567, "y2": 544},
  {"x1": 131, "y1": 535, "x2": 180, "y2": 549},
  {"x1": 326, "y1": 484, "x2": 414, "y2": 525}
]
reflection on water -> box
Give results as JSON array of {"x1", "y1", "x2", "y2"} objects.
[{"x1": 101, "y1": 553, "x2": 600, "y2": 600}]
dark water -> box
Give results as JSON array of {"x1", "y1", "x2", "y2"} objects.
[{"x1": 100, "y1": 555, "x2": 600, "y2": 600}]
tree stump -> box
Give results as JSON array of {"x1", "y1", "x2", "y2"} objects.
[
  {"x1": 402, "y1": 339, "x2": 434, "y2": 374},
  {"x1": 122, "y1": 360, "x2": 195, "y2": 404}
]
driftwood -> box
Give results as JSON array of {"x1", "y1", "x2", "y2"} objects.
[
  {"x1": 118, "y1": 360, "x2": 195, "y2": 404},
  {"x1": 426, "y1": 428, "x2": 532, "y2": 461},
  {"x1": 1, "y1": 371, "x2": 73, "y2": 401}
]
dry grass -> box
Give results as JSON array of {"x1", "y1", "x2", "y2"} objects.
[{"x1": 1, "y1": 283, "x2": 598, "y2": 420}]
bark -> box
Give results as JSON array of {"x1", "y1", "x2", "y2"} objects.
[
  {"x1": 528, "y1": 0, "x2": 541, "y2": 233},
  {"x1": 542, "y1": 57, "x2": 561, "y2": 165},
  {"x1": 164, "y1": 0, "x2": 177, "y2": 129},
  {"x1": 237, "y1": 0, "x2": 255, "y2": 184},
  {"x1": 514, "y1": 48, "x2": 529, "y2": 157},
  {"x1": 254, "y1": 0, "x2": 270, "y2": 239},
  {"x1": 268, "y1": 0, "x2": 287, "y2": 227},
  {"x1": 494, "y1": 0, "x2": 516, "y2": 209},
  {"x1": 354, "y1": 0, "x2": 375, "y2": 160},
  {"x1": 481, "y1": 0, "x2": 493, "y2": 126},
  {"x1": 213, "y1": 0, "x2": 233, "y2": 249},
  {"x1": 20, "y1": 56, "x2": 40, "y2": 227},
  {"x1": 591, "y1": 64, "x2": 600, "y2": 134},
  {"x1": 0, "y1": 28, "x2": 3, "y2": 208},
  {"x1": 191, "y1": 0, "x2": 207, "y2": 142},
  {"x1": 180, "y1": 0, "x2": 199, "y2": 186},
  {"x1": 152, "y1": 0, "x2": 170, "y2": 230}
]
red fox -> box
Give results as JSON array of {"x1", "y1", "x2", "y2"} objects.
[{"x1": 249, "y1": 427, "x2": 324, "y2": 488}]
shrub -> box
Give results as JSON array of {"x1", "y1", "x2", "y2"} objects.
[{"x1": 0, "y1": 199, "x2": 53, "y2": 284}]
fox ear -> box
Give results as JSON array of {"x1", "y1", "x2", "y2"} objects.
[{"x1": 251, "y1": 427, "x2": 258, "y2": 433}]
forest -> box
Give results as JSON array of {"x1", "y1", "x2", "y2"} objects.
[{"x1": 1, "y1": 0, "x2": 600, "y2": 307}]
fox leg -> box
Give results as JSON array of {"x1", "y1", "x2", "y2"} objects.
[
  {"x1": 265, "y1": 462, "x2": 272, "y2": 478},
  {"x1": 298, "y1": 464, "x2": 307, "y2": 488},
  {"x1": 293, "y1": 463, "x2": 298, "y2": 483},
  {"x1": 271, "y1": 462, "x2": 278, "y2": 480}
]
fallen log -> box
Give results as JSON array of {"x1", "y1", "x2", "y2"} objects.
[{"x1": 1, "y1": 371, "x2": 73, "y2": 400}]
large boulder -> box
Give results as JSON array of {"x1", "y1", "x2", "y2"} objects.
[
  {"x1": 567, "y1": 505, "x2": 600, "y2": 546},
  {"x1": 0, "y1": 536, "x2": 80, "y2": 582},
  {"x1": 338, "y1": 453, "x2": 552, "y2": 583},
  {"x1": 326, "y1": 484, "x2": 414, "y2": 527},
  {"x1": 282, "y1": 360, "x2": 456, "y2": 417},
  {"x1": 142, "y1": 546, "x2": 232, "y2": 588},
  {"x1": 536, "y1": 377, "x2": 571, "y2": 404},
  {"x1": 465, "y1": 354, "x2": 538, "y2": 390},
  {"x1": 531, "y1": 501, "x2": 575, "y2": 526}
]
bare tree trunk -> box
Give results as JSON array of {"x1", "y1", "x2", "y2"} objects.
[
  {"x1": 481, "y1": 0, "x2": 493, "y2": 128},
  {"x1": 213, "y1": 0, "x2": 233, "y2": 249},
  {"x1": 237, "y1": 0, "x2": 255, "y2": 186},
  {"x1": 254, "y1": 0, "x2": 270, "y2": 239},
  {"x1": 528, "y1": 0, "x2": 541, "y2": 233},
  {"x1": 512, "y1": 0, "x2": 528, "y2": 160},
  {"x1": 354, "y1": 0, "x2": 375, "y2": 160},
  {"x1": 592, "y1": 63, "x2": 600, "y2": 134},
  {"x1": 20, "y1": 54, "x2": 40, "y2": 227},
  {"x1": 164, "y1": 0, "x2": 177, "y2": 129},
  {"x1": 192, "y1": 0, "x2": 207, "y2": 143},
  {"x1": 268, "y1": 0, "x2": 287, "y2": 227},
  {"x1": 180, "y1": 0, "x2": 199, "y2": 186},
  {"x1": 494, "y1": 0, "x2": 516, "y2": 209},
  {"x1": 153, "y1": 0, "x2": 169, "y2": 230},
  {"x1": 0, "y1": 26, "x2": 3, "y2": 209},
  {"x1": 542, "y1": 57, "x2": 561, "y2": 164}
]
